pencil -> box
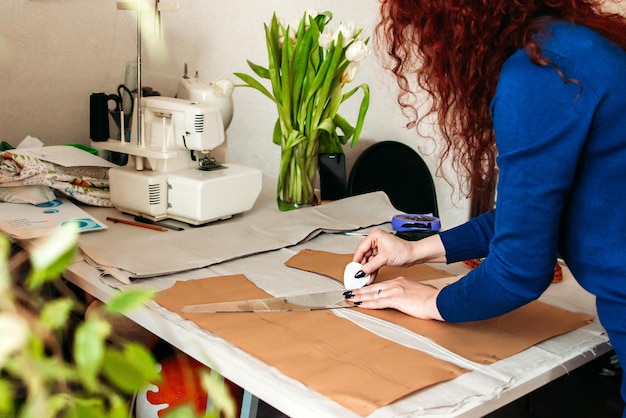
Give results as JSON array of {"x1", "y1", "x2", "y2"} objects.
[
  {"x1": 134, "y1": 216, "x2": 184, "y2": 231},
  {"x1": 106, "y1": 216, "x2": 168, "y2": 232}
]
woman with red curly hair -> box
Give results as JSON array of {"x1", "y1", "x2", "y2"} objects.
[{"x1": 350, "y1": 0, "x2": 626, "y2": 411}]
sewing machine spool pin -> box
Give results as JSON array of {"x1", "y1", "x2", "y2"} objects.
[{"x1": 160, "y1": 114, "x2": 172, "y2": 153}]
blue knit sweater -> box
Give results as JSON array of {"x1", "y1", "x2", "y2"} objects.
[{"x1": 437, "y1": 21, "x2": 626, "y2": 403}]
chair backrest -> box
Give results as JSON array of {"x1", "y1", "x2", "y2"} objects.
[{"x1": 347, "y1": 141, "x2": 439, "y2": 217}]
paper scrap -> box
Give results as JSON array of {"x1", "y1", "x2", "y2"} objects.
[
  {"x1": 0, "y1": 197, "x2": 107, "y2": 240},
  {"x1": 12, "y1": 145, "x2": 116, "y2": 168}
]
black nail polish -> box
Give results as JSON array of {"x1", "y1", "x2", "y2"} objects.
[
  {"x1": 343, "y1": 290, "x2": 354, "y2": 299},
  {"x1": 354, "y1": 270, "x2": 366, "y2": 278},
  {"x1": 354, "y1": 301, "x2": 362, "y2": 306}
]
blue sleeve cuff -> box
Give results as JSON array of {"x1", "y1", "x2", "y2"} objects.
[{"x1": 440, "y1": 210, "x2": 496, "y2": 263}]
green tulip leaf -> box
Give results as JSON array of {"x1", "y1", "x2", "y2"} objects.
[{"x1": 245, "y1": 60, "x2": 270, "y2": 79}]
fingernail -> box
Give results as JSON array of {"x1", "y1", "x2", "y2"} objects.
[
  {"x1": 343, "y1": 290, "x2": 354, "y2": 299},
  {"x1": 354, "y1": 301, "x2": 362, "y2": 306},
  {"x1": 354, "y1": 270, "x2": 366, "y2": 278}
]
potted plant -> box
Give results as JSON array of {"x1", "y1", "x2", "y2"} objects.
[
  {"x1": 235, "y1": 9, "x2": 370, "y2": 210},
  {"x1": 0, "y1": 223, "x2": 234, "y2": 418}
]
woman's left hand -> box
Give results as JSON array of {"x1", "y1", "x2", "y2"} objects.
[{"x1": 347, "y1": 277, "x2": 444, "y2": 320}]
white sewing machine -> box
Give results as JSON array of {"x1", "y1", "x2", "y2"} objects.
[{"x1": 94, "y1": 92, "x2": 262, "y2": 225}]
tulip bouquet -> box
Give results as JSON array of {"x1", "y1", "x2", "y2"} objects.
[{"x1": 234, "y1": 10, "x2": 370, "y2": 210}]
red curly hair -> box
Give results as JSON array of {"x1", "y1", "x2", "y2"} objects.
[{"x1": 376, "y1": 0, "x2": 626, "y2": 210}]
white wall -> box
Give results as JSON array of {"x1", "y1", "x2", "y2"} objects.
[{"x1": 0, "y1": 0, "x2": 470, "y2": 228}]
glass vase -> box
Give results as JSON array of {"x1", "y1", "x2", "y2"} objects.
[{"x1": 277, "y1": 138, "x2": 319, "y2": 211}]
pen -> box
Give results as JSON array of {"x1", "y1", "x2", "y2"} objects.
[{"x1": 106, "y1": 216, "x2": 168, "y2": 232}]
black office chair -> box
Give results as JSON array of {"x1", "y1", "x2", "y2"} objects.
[{"x1": 347, "y1": 141, "x2": 439, "y2": 217}]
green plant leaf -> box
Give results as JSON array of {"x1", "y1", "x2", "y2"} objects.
[
  {"x1": 101, "y1": 343, "x2": 160, "y2": 394},
  {"x1": 350, "y1": 83, "x2": 370, "y2": 146},
  {"x1": 48, "y1": 393, "x2": 72, "y2": 418},
  {"x1": 107, "y1": 393, "x2": 130, "y2": 418},
  {"x1": 200, "y1": 370, "x2": 238, "y2": 418},
  {"x1": 279, "y1": 27, "x2": 293, "y2": 122},
  {"x1": 0, "y1": 313, "x2": 29, "y2": 368},
  {"x1": 334, "y1": 113, "x2": 355, "y2": 139},
  {"x1": 26, "y1": 223, "x2": 79, "y2": 290},
  {"x1": 233, "y1": 72, "x2": 276, "y2": 103},
  {"x1": 324, "y1": 83, "x2": 344, "y2": 121},
  {"x1": 40, "y1": 298, "x2": 74, "y2": 331},
  {"x1": 290, "y1": 17, "x2": 313, "y2": 116},
  {"x1": 33, "y1": 356, "x2": 77, "y2": 383},
  {"x1": 0, "y1": 379, "x2": 14, "y2": 416},
  {"x1": 0, "y1": 235, "x2": 10, "y2": 290},
  {"x1": 317, "y1": 117, "x2": 336, "y2": 136},
  {"x1": 313, "y1": 33, "x2": 345, "y2": 119},
  {"x1": 266, "y1": 15, "x2": 283, "y2": 101},
  {"x1": 73, "y1": 397, "x2": 107, "y2": 418},
  {"x1": 73, "y1": 318, "x2": 111, "y2": 391},
  {"x1": 18, "y1": 385, "x2": 51, "y2": 418},
  {"x1": 104, "y1": 289, "x2": 154, "y2": 315},
  {"x1": 272, "y1": 118, "x2": 282, "y2": 146},
  {"x1": 245, "y1": 60, "x2": 270, "y2": 79},
  {"x1": 163, "y1": 405, "x2": 199, "y2": 418}
]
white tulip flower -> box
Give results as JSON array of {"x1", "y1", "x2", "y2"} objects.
[
  {"x1": 212, "y1": 78, "x2": 234, "y2": 97},
  {"x1": 319, "y1": 28, "x2": 334, "y2": 50},
  {"x1": 346, "y1": 40, "x2": 370, "y2": 62},
  {"x1": 342, "y1": 61, "x2": 360, "y2": 83},
  {"x1": 277, "y1": 16, "x2": 287, "y2": 47},
  {"x1": 334, "y1": 21, "x2": 359, "y2": 47}
]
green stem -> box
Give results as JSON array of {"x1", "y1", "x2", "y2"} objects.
[{"x1": 278, "y1": 131, "x2": 319, "y2": 210}]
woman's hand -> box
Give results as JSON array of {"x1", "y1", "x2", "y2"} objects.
[
  {"x1": 352, "y1": 228, "x2": 417, "y2": 277},
  {"x1": 352, "y1": 228, "x2": 447, "y2": 277},
  {"x1": 347, "y1": 277, "x2": 443, "y2": 320},
  {"x1": 349, "y1": 228, "x2": 448, "y2": 319}
]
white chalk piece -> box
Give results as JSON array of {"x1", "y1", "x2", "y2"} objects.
[{"x1": 343, "y1": 261, "x2": 372, "y2": 290}]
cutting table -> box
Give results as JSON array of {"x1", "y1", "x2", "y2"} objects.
[{"x1": 63, "y1": 175, "x2": 611, "y2": 417}]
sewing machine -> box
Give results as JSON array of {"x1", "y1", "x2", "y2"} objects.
[{"x1": 94, "y1": 94, "x2": 262, "y2": 225}]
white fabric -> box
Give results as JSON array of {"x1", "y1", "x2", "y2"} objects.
[
  {"x1": 79, "y1": 175, "x2": 399, "y2": 282},
  {"x1": 0, "y1": 185, "x2": 55, "y2": 204}
]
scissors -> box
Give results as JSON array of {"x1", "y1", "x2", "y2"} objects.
[
  {"x1": 106, "y1": 85, "x2": 134, "y2": 142},
  {"x1": 117, "y1": 84, "x2": 134, "y2": 115}
]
